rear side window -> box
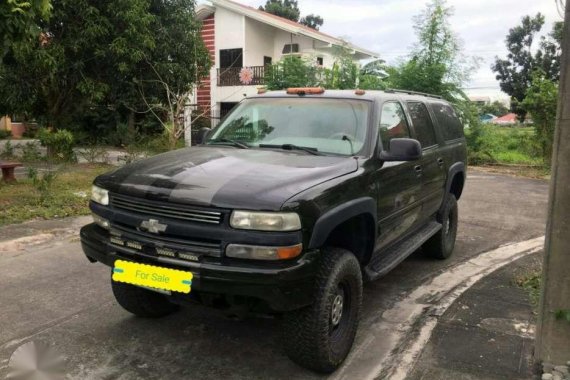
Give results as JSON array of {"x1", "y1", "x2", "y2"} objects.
[
  {"x1": 379, "y1": 102, "x2": 410, "y2": 150},
  {"x1": 431, "y1": 103, "x2": 464, "y2": 141},
  {"x1": 407, "y1": 101, "x2": 437, "y2": 148}
]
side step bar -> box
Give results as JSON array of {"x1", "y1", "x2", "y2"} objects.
[{"x1": 364, "y1": 221, "x2": 442, "y2": 281}]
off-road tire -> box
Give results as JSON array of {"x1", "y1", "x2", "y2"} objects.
[
  {"x1": 111, "y1": 276, "x2": 179, "y2": 318},
  {"x1": 282, "y1": 247, "x2": 362, "y2": 373},
  {"x1": 423, "y1": 194, "x2": 458, "y2": 260}
]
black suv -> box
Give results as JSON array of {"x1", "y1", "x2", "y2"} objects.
[{"x1": 81, "y1": 88, "x2": 466, "y2": 373}]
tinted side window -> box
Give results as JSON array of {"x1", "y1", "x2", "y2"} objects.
[
  {"x1": 407, "y1": 101, "x2": 437, "y2": 148},
  {"x1": 379, "y1": 102, "x2": 410, "y2": 150},
  {"x1": 431, "y1": 103, "x2": 464, "y2": 141}
]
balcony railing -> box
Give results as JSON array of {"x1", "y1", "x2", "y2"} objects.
[{"x1": 217, "y1": 66, "x2": 265, "y2": 87}]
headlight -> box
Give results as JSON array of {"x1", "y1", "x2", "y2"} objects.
[
  {"x1": 230, "y1": 211, "x2": 301, "y2": 231},
  {"x1": 91, "y1": 185, "x2": 109, "y2": 205},
  {"x1": 226, "y1": 243, "x2": 302, "y2": 260}
]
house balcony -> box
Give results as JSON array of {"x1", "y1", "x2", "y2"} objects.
[{"x1": 217, "y1": 66, "x2": 265, "y2": 87}]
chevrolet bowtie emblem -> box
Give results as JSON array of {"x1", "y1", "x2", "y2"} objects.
[{"x1": 140, "y1": 219, "x2": 167, "y2": 234}]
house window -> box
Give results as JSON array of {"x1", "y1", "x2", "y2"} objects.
[
  {"x1": 282, "y1": 43, "x2": 300, "y2": 54},
  {"x1": 264, "y1": 56, "x2": 272, "y2": 66},
  {"x1": 220, "y1": 48, "x2": 243, "y2": 68},
  {"x1": 316, "y1": 57, "x2": 323, "y2": 66}
]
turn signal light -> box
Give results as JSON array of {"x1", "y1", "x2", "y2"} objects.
[{"x1": 286, "y1": 87, "x2": 325, "y2": 95}]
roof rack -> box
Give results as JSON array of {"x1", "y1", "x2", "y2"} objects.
[{"x1": 385, "y1": 88, "x2": 443, "y2": 99}]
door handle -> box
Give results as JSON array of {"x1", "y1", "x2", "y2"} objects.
[
  {"x1": 437, "y1": 158, "x2": 444, "y2": 166},
  {"x1": 414, "y1": 165, "x2": 423, "y2": 173}
]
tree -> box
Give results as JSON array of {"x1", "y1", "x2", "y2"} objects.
[
  {"x1": 0, "y1": 0, "x2": 51, "y2": 57},
  {"x1": 387, "y1": 0, "x2": 478, "y2": 102},
  {"x1": 259, "y1": 0, "x2": 324, "y2": 30},
  {"x1": 0, "y1": 0, "x2": 210, "y2": 138},
  {"x1": 478, "y1": 101, "x2": 509, "y2": 117},
  {"x1": 492, "y1": 14, "x2": 562, "y2": 121},
  {"x1": 522, "y1": 71, "x2": 558, "y2": 164},
  {"x1": 259, "y1": 0, "x2": 300, "y2": 22},
  {"x1": 300, "y1": 14, "x2": 323, "y2": 30}
]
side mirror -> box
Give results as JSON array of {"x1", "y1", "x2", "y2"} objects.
[
  {"x1": 379, "y1": 138, "x2": 422, "y2": 161},
  {"x1": 195, "y1": 127, "x2": 211, "y2": 145}
]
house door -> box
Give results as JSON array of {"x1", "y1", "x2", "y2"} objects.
[{"x1": 220, "y1": 102, "x2": 238, "y2": 120}]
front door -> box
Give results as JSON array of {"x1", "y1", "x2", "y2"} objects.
[{"x1": 375, "y1": 101, "x2": 423, "y2": 250}]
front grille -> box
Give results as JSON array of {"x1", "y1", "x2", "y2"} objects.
[
  {"x1": 110, "y1": 194, "x2": 223, "y2": 224},
  {"x1": 111, "y1": 224, "x2": 223, "y2": 258}
]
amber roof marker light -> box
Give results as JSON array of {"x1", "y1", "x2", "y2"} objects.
[
  {"x1": 286, "y1": 87, "x2": 325, "y2": 95},
  {"x1": 355, "y1": 89, "x2": 366, "y2": 95}
]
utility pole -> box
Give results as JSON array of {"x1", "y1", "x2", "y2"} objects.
[{"x1": 535, "y1": 0, "x2": 570, "y2": 366}]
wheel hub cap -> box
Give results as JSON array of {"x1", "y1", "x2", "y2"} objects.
[{"x1": 331, "y1": 293, "x2": 344, "y2": 326}]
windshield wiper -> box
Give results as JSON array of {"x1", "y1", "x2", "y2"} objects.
[
  {"x1": 259, "y1": 144, "x2": 323, "y2": 156},
  {"x1": 207, "y1": 138, "x2": 249, "y2": 149}
]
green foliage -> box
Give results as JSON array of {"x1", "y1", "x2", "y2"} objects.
[
  {"x1": 20, "y1": 141, "x2": 43, "y2": 162},
  {"x1": 27, "y1": 166, "x2": 57, "y2": 203},
  {"x1": 0, "y1": 163, "x2": 111, "y2": 225},
  {"x1": 477, "y1": 101, "x2": 509, "y2": 117},
  {"x1": 0, "y1": 141, "x2": 17, "y2": 159},
  {"x1": 465, "y1": 125, "x2": 543, "y2": 166},
  {"x1": 386, "y1": 0, "x2": 477, "y2": 102},
  {"x1": 0, "y1": 0, "x2": 51, "y2": 57},
  {"x1": 515, "y1": 270, "x2": 541, "y2": 307},
  {"x1": 77, "y1": 146, "x2": 110, "y2": 164},
  {"x1": 38, "y1": 129, "x2": 75, "y2": 162},
  {"x1": 0, "y1": 0, "x2": 210, "y2": 136},
  {"x1": 522, "y1": 71, "x2": 558, "y2": 164},
  {"x1": 265, "y1": 51, "x2": 387, "y2": 91},
  {"x1": 300, "y1": 14, "x2": 324, "y2": 30},
  {"x1": 259, "y1": 0, "x2": 300, "y2": 21},
  {"x1": 264, "y1": 56, "x2": 321, "y2": 90},
  {"x1": 492, "y1": 14, "x2": 561, "y2": 121},
  {"x1": 555, "y1": 310, "x2": 570, "y2": 323},
  {"x1": 259, "y1": 0, "x2": 324, "y2": 31},
  {"x1": 0, "y1": 130, "x2": 12, "y2": 139}
]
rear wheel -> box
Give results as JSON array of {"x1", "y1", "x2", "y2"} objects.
[
  {"x1": 282, "y1": 247, "x2": 362, "y2": 373},
  {"x1": 423, "y1": 194, "x2": 458, "y2": 259},
  {"x1": 111, "y1": 276, "x2": 179, "y2": 318}
]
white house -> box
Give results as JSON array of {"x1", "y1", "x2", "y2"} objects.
[{"x1": 195, "y1": 0, "x2": 379, "y2": 125}]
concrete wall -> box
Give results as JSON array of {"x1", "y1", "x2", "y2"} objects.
[
  {"x1": 214, "y1": 7, "x2": 244, "y2": 68},
  {"x1": 244, "y1": 18, "x2": 275, "y2": 67}
]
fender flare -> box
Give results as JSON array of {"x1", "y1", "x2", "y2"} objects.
[
  {"x1": 439, "y1": 161, "x2": 466, "y2": 214},
  {"x1": 308, "y1": 197, "x2": 377, "y2": 249}
]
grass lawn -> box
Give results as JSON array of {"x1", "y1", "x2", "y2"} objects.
[
  {"x1": 466, "y1": 125, "x2": 545, "y2": 166},
  {"x1": 0, "y1": 163, "x2": 113, "y2": 226}
]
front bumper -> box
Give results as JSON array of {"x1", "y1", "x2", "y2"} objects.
[{"x1": 80, "y1": 223, "x2": 318, "y2": 312}]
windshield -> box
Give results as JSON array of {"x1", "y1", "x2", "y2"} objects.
[{"x1": 206, "y1": 98, "x2": 371, "y2": 156}]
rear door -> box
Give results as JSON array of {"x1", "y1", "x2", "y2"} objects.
[
  {"x1": 375, "y1": 100, "x2": 423, "y2": 250},
  {"x1": 406, "y1": 101, "x2": 446, "y2": 220}
]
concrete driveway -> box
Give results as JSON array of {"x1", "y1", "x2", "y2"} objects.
[{"x1": 0, "y1": 170, "x2": 549, "y2": 379}]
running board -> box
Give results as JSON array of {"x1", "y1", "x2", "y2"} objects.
[{"x1": 364, "y1": 221, "x2": 442, "y2": 281}]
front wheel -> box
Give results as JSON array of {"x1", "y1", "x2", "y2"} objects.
[
  {"x1": 282, "y1": 247, "x2": 362, "y2": 373},
  {"x1": 423, "y1": 194, "x2": 458, "y2": 259}
]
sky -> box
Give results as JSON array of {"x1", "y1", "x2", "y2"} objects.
[{"x1": 203, "y1": 0, "x2": 564, "y2": 99}]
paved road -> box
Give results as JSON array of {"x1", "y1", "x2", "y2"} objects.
[{"x1": 0, "y1": 170, "x2": 549, "y2": 379}]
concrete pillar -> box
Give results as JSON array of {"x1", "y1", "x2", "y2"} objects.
[{"x1": 535, "y1": 0, "x2": 570, "y2": 366}]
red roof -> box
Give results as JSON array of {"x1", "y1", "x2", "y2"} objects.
[{"x1": 492, "y1": 113, "x2": 517, "y2": 123}]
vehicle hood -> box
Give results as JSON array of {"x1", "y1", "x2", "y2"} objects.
[{"x1": 95, "y1": 146, "x2": 358, "y2": 210}]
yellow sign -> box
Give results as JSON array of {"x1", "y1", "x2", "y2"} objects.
[{"x1": 112, "y1": 260, "x2": 193, "y2": 294}]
